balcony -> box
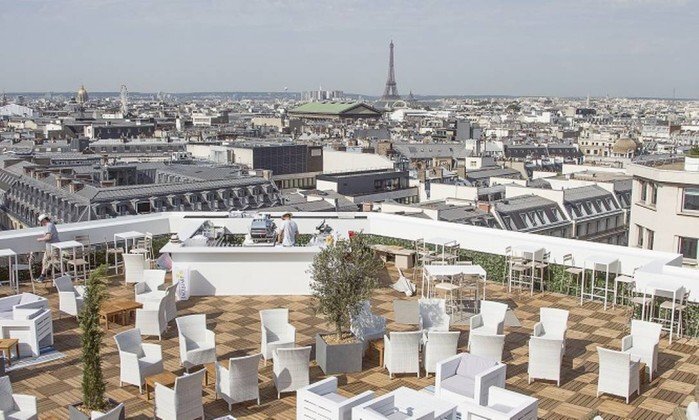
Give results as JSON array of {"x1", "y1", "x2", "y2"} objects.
[{"x1": 0, "y1": 212, "x2": 697, "y2": 418}]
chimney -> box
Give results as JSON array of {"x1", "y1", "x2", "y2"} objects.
[
  {"x1": 261, "y1": 169, "x2": 273, "y2": 180},
  {"x1": 435, "y1": 167, "x2": 444, "y2": 179},
  {"x1": 362, "y1": 202, "x2": 374, "y2": 212},
  {"x1": 101, "y1": 180, "x2": 116, "y2": 187},
  {"x1": 476, "y1": 201, "x2": 491, "y2": 213},
  {"x1": 69, "y1": 181, "x2": 84, "y2": 193},
  {"x1": 101, "y1": 154, "x2": 109, "y2": 166}
]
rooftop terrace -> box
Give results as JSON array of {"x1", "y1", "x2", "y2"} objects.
[
  {"x1": 0, "y1": 212, "x2": 697, "y2": 419},
  {"x1": 1, "y1": 266, "x2": 697, "y2": 419}
]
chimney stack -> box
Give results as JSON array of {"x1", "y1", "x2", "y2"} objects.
[
  {"x1": 69, "y1": 181, "x2": 84, "y2": 193},
  {"x1": 476, "y1": 201, "x2": 491, "y2": 213}
]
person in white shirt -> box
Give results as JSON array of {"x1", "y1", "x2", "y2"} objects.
[
  {"x1": 36, "y1": 213, "x2": 60, "y2": 282},
  {"x1": 276, "y1": 213, "x2": 299, "y2": 247}
]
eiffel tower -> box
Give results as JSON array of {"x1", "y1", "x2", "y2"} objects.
[{"x1": 381, "y1": 41, "x2": 401, "y2": 101}]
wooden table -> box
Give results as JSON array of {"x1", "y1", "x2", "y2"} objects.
[
  {"x1": 371, "y1": 245, "x2": 415, "y2": 269},
  {"x1": 0, "y1": 338, "x2": 20, "y2": 366},
  {"x1": 99, "y1": 299, "x2": 142, "y2": 330},
  {"x1": 367, "y1": 339, "x2": 385, "y2": 367},
  {"x1": 145, "y1": 371, "x2": 177, "y2": 401}
]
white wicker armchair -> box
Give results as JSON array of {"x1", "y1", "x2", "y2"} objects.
[
  {"x1": 350, "y1": 300, "x2": 386, "y2": 349},
  {"x1": 154, "y1": 369, "x2": 205, "y2": 420},
  {"x1": 528, "y1": 337, "x2": 564, "y2": 386},
  {"x1": 123, "y1": 253, "x2": 149, "y2": 285},
  {"x1": 134, "y1": 269, "x2": 166, "y2": 303},
  {"x1": 54, "y1": 275, "x2": 85, "y2": 319},
  {"x1": 384, "y1": 331, "x2": 422, "y2": 378},
  {"x1": 162, "y1": 284, "x2": 178, "y2": 323},
  {"x1": 296, "y1": 377, "x2": 375, "y2": 420},
  {"x1": 351, "y1": 393, "x2": 436, "y2": 419},
  {"x1": 468, "y1": 300, "x2": 507, "y2": 349},
  {"x1": 135, "y1": 295, "x2": 168, "y2": 340},
  {"x1": 621, "y1": 320, "x2": 662, "y2": 381},
  {"x1": 113, "y1": 328, "x2": 163, "y2": 393},
  {"x1": 176, "y1": 314, "x2": 216, "y2": 371},
  {"x1": 533, "y1": 308, "x2": 569, "y2": 342},
  {"x1": 423, "y1": 331, "x2": 460, "y2": 376},
  {"x1": 0, "y1": 375, "x2": 38, "y2": 420},
  {"x1": 260, "y1": 308, "x2": 296, "y2": 365},
  {"x1": 215, "y1": 353, "x2": 262, "y2": 410},
  {"x1": 418, "y1": 298, "x2": 450, "y2": 333},
  {"x1": 435, "y1": 353, "x2": 506, "y2": 406},
  {"x1": 597, "y1": 347, "x2": 640, "y2": 404},
  {"x1": 469, "y1": 333, "x2": 506, "y2": 362},
  {"x1": 273, "y1": 346, "x2": 311, "y2": 398}
]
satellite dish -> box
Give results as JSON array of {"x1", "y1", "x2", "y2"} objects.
[{"x1": 284, "y1": 87, "x2": 288, "y2": 92}]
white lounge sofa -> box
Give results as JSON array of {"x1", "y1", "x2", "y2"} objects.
[
  {"x1": 0, "y1": 375, "x2": 38, "y2": 420},
  {"x1": 457, "y1": 386, "x2": 538, "y2": 420},
  {"x1": 0, "y1": 293, "x2": 53, "y2": 358},
  {"x1": 296, "y1": 377, "x2": 374, "y2": 420}
]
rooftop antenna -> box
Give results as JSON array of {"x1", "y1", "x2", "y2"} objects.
[{"x1": 120, "y1": 84, "x2": 128, "y2": 115}]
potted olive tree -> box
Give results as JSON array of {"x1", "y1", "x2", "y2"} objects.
[
  {"x1": 310, "y1": 233, "x2": 381, "y2": 374},
  {"x1": 69, "y1": 265, "x2": 125, "y2": 420}
]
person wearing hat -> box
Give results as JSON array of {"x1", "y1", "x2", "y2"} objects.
[
  {"x1": 276, "y1": 212, "x2": 299, "y2": 247},
  {"x1": 36, "y1": 214, "x2": 60, "y2": 282}
]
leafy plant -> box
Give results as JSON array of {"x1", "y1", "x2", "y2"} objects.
[
  {"x1": 310, "y1": 234, "x2": 381, "y2": 341},
  {"x1": 79, "y1": 265, "x2": 109, "y2": 411},
  {"x1": 688, "y1": 146, "x2": 699, "y2": 158}
]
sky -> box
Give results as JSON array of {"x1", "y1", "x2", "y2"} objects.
[{"x1": 1, "y1": 0, "x2": 697, "y2": 98}]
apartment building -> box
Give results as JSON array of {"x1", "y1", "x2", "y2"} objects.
[
  {"x1": 316, "y1": 169, "x2": 418, "y2": 205},
  {"x1": 0, "y1": 161, "x2": 282, "y2": 229},
  {"x1": 628, "y1": 155, "x2": 699, "y2": 265}
]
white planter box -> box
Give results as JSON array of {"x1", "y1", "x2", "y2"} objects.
[{"x1": 685, "y1": 156, "x2": 699, "y2": 172}]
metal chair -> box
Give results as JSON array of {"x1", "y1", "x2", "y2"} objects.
[
  {"x1": 656, "y1": 290, "x2": 690, "y2": 339},
  {"x1": 131, "y1": 232, "x2": 154, "y2": 262},
  {"x1": 74, "y1": 235, "x2": 96, "y2": 268},
  {"x1": 65, "y1": 245, "x2": 89, "y2": 281},
  {"x1": 533, "y1": 251, "x2": 550, "y2": 292},
  {"x1": 104, "y1": 237, "x2": 124, "y2": 274},
  {"x1": 563, "y1": 254, "x2": 583, "y2": 297}
]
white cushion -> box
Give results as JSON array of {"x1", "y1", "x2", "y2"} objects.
[
  {"x1": 687, "y1": 402, "x2": 699, "y2": 420},
  {"x1": 456, "y1": 355, "x2": 497, "y2": 379},
  {"x1": 7, "y1": 409, "x2": 37, "y2": 420},
  {"x1": 322, "y1": 392, "x2": 346, "y2": 403},
  {"x1": 12, "y1": 308, "x2": 41, "y2": 320},
  {"x1": 0, "y1": 390, "x2": 13, "y2": 412},
  {"x1": 441, "y1": 374, "x2": 475, "y2": 398}
]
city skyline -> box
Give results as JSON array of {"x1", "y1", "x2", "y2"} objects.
[{"x1": 0, "y1": 0, "x2": 697, "y2": 98}]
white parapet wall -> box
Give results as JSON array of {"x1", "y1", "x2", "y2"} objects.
[{"x1": 0, "y1": 211, "x2": 696, "y2": 300}]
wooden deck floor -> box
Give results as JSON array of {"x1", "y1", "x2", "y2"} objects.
[{"x1": 2, "y1": 265, "x2": 696, "y2": 419}]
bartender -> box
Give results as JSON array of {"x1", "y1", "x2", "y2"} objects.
[{"x1": 277, "y1": 213, "x2": 299, "y2": 247}]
